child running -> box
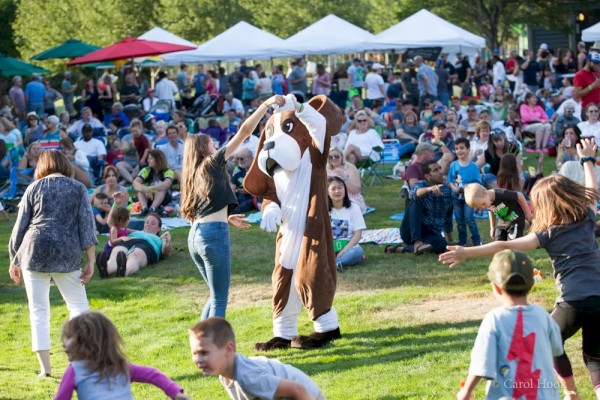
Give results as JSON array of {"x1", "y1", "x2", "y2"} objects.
[
  {"x1": 54, "y1": 311, "x2": 189, "y2": 400},
  {"x1": 188, "y1": 317, "x2": 325, "y2": 399},
  {"x1": 441, "y1": 138, "x2": 600, "y2": 399},
  {"x1": 457, "y1": 250, "x2": 566, "y2": 400},
  {"x1": 464, "y1": 183, "x2": 532, "y2": 241}
]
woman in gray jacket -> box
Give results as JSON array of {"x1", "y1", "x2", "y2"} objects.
[{"x1": 9, "y1": 150, "x2": 97, "y2": 377}]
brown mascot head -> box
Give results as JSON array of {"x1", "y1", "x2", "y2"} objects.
[{"x1": 243, "y1": 94, "x2": 343, "y2": 199}]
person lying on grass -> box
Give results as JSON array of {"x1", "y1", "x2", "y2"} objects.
[
  {"x1": 441, "y1": 138, "x2": 600, "y2": 400},
  {"x1": 189, "y1": 317, "x2": 325, "y2": 400}
]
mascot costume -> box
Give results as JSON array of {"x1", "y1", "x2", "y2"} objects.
[{"x1": 244, "y1": 94, "x2": 344, "y2": 351}]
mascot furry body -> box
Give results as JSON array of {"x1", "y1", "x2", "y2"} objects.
[{"x1": 244, "y1": 94, "x2": 343, "y2": 350}]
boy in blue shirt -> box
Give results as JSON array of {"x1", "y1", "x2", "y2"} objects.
[
  {"x1": 189, "y1": 318, "x2": 325, "y2": 400},
  {"x1": 447, "y1": 137, "x2": 481, "y2": 246}
]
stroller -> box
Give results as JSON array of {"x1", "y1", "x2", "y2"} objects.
[
  {"x1": 149, "y1": 99, "x2": 173, "y2": 122},
  {"x1": 184, "y1": 94, "x2": 219, "y2": 119}
]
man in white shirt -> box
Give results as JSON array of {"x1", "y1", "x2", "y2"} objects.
[
  {"x1": 154, "y1": 72, "x2": 178, "y2": 107},
  {"x1": 158, "y1": 125, "x2": 184, "y2": 181},
  {"x1": 364, "y1": 63, "x2": 386, "y2": 107},
  {"x1": 75, "y1": 124, "x2": 107, "y2": 183},
  {"x1": 222, "y1": 93, "x2": 244, "y2": 118},
  {"x1": 67, "y1": 107, "x2": 103, "y2": 138}
]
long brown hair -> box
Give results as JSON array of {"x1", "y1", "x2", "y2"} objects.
[
  {"x1": 496, "y1": 154, "x2": 520, "y2": 191},
  {"x1": 529, "y1": 174, "x2": 598, "y2": 232},
  {"x1": 35, "y1": 149, "x2": 73, "y2": 180},
  {"x1": 180, "y1": 135, "x2": 216, "y2": 221},
  {"x1": 61, "y1": 312, "x2": 129, "y2": 381},
  {"x1": 148, "y1": 149, "x2": 168, "y2": 172}
]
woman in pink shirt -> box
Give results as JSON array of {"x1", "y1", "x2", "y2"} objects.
[{"x1": 519, "y1": 92, "x2": 552, "y2": 151}]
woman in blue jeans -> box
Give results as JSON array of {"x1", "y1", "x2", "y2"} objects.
[
  {"x1": 179, "y1": 94, "x2": 285, "y2": 319},
  {"x1": 327, "y1": 176, "x2": 366, "y2": 272}
]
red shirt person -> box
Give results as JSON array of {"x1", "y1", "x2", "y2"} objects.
[{"x1": 573, "y1": 52, "x2": 600, "y2": 110}]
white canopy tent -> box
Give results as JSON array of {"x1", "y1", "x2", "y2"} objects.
[
  {"x1": 365, "y1": 9, "x2": 485, "y2": 59},
  {"x1": 283, "y1": 14, "x2": 374, "y2": 55},
  {"x1": 139, "y1": 27, "x2": 198, "y2": 47},
  {"x1": 162, "y1": 21, "x2": 295, "y2": 64},
  {"x1": 582, "y1": 22, "x2": 600, "y2": 42}
]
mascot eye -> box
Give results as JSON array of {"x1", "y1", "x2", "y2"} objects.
[
  {"x1": 266, "y1": 124, "x2": 274, "y2": 138},
  {"x1": 282, "y1": 119, "x2": 294, "y2": 134}
]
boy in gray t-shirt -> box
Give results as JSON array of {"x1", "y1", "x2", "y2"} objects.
[
  {"x1": 457, "y1": 250, "x2": 573, "y2": 400},
  {"x1": 189, "y1": 318, "x2": 325, "y2": 400}
]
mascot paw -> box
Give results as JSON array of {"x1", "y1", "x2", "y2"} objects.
[
  {"x1": 254, "y1": 337, "x2": 292, "y2": 352},
  {"x1": 290, "y1": 328, "x2": 342, "y2": 350}
]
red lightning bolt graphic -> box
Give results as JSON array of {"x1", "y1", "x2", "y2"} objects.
[{"x1": 507, "y1": 309, "x2": 540, "y2": 399}]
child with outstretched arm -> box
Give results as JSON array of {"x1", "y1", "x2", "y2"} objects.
[{"x1": 441, "y1": 138, "x2": 600, "y2": 400}]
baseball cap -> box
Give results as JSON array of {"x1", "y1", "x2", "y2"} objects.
[
  {"x1": 591, "y1": 41, "x2": 600, "y2": 52},
  {"x1": 539, "y1": 43, "x2": 548, "y2": 50},
  {"x1": 414, "y1": 143, "x2": 437, "y2": 153},
  {"x1": 26, "y1": 111, "x2": 39, "y2": 120},
  {"x1": 433, "y1": 120, "x2": 446, "y2": 128},
  {"x1": 233, "y1": 62, "x2": 241, "y2": 68},
  {"x1": 372, "y1": 63, "x2": 384, "y2": 70},
  {"x1": 407, "y1": 59, "x2": 415, "y2": 66},
  {"x1": 433, "y1": 105, "x2": 445, "y2": 113},
  {"x1": 82, "y1": 123, "x2": 92, "y2": 132},
  {"x1": 487, "y1": 250, "x2": 534, "y2": 292},
  {"x1": 143, "y1": 114, "x2": 155, "y2": 123},
  {"x1": 588, "y1": 52, "x2": 600, "y2": 64}
]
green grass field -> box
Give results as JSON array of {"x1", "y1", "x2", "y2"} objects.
[{"x1": 0, "y1": 153, "x2": 595, "y2": 399}]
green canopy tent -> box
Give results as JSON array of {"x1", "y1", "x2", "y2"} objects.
[
  {"x1": 31, "y1": 39, "x2": 100, "y2": 61},
  {"x1": 0, "y1": 54, "x2": 50, "y2": 76}
]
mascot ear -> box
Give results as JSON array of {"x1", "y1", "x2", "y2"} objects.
[
  {"x1": 242, "y1": 129, "x2": 277, "y2": 201},
  {"x1": 308, "y1": 95, "x2": 344, "y2": 137}
]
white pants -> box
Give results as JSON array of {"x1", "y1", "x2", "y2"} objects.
[
  {"x1": 273, "y1": 270, "x2": 339, "y2": 340},
  {"x1": 22, "y1": 269, "x2": 89, "y2": 351}
]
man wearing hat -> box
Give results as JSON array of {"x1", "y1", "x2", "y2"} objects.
[
  {"x1": 364, "y1": 63, "x2": 386, "y2": 107},
  {"x1": 426, "y1": 120, "x2": 455, "y2": 174},
  {"x1": 24, "y1": 73, "x2": 46, "y2": 116},
  {"x1": 387, "y1": 159, "x2": 453, "y2": 255},
  {"x1": 404, "y1": 142, "x2": 437, "y2": 188},
  {"x1": 61, "y1": 72, "x2": 77, "y2": 117},
  {"x1": 456, "y1": 249, "x2": 565, "y2": 400},
  {"x1": 573, "y1": 52, "x2": 600, "y2": 113}
]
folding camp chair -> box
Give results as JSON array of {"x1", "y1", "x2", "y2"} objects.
[{"x1": 355, "y1": 146, "x2": 384, "y2": 187}]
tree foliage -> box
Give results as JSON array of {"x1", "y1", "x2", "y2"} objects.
[
  {"x1": 11, "y1": 0, "x2": 590, "y2": 67},
  {"x1": 0, "y1": 0, "x2": 17, "y2": 57}
]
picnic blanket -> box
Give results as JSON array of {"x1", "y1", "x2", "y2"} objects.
[
  {"x1": 389, "y1": 209, "x2": 489, "y2": 221},
  {"x1": 359, "y1": 228, "x2": 402, "y2": 245}
]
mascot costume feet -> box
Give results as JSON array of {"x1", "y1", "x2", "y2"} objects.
[{"x1": 244, "y1": 94, "x2": 344, "y2": 350}]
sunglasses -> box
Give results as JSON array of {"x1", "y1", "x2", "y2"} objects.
[
  {"x1": 235, "y1": 157, "x2": 246, "y2": 161},
  {"x1": 357, "y1": 119, "x2": 368, "y2": 123}
]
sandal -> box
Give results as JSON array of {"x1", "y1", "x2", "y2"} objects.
[
  {"x1": 414, "y1": 243, "x2": 432, "y2": 255},
  {"x1": 384, "y1": 244, "x2": 404, "y2": 254}
]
